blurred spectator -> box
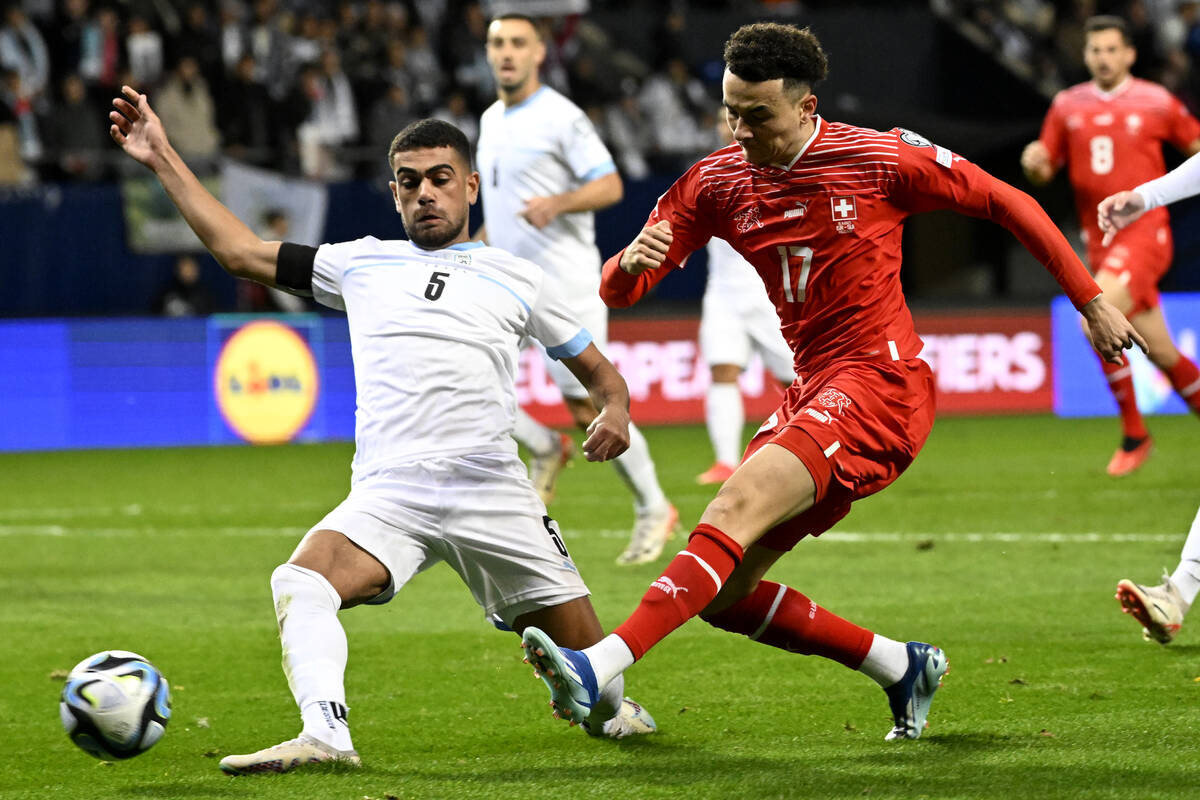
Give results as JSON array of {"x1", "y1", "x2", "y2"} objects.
[
  {"x1": 219, "y1": 1, "x2": 247, "y2": 74},
  {"x1": 380, "y1": 39, "x2": 417, "y2": 110},
  {"x1": 296, "y1": 49, "x2": 358, "y2": 179},
  {"x1": 236, "y1": 209, "x2": 309, "y2": 312},
  {"x1": 639, "y1": 57, "x2": 712, "y2": 170},
  {"x1": 404, "y1": 24, "x2": 442, "y2": 110},
  {"x1": 155, "y1": 56, "x2": 220, "y2": 166},
  {"x1": 442, "y1": 0, "x2": 492, "y2": 112},
  {"x1": 174, "y1": 2, "x2": 225, "y2": 100},
  {"x1": 247, "y1": 0, "x2": 290, "y2": 98},
  {"x1": 0, "y1": 66, "x2": 42, "y2": 177},
  {"x1": 49, "y1": 0, "x2": 92, "y2": 79},
  {"x1": 126, "y1": 14, "x2": 164, "y2": 88},
  {"x1": 368, "y1": 82, "x2": 419, "y2": 153},
  {"x1": 589, "y1": 95, "x2": 650, "y2": 179},
  {"x1": 79, "y1": 6, "x2": 122, "y2": 91},
  {"x1": 154, "y1": 254, "x2": 215, "y2": 317},
  {"x1": 43, "y1": 73, "x2": 107, "y2": 182},
  {"x1": 221, "y1": 53, "x2": 276, "y2": 167},
  {"x1": 0, "y1": 5, "x2": 50, "y2": 98},
  {"x1": 432, "y1": 87, "x2": 477, "y2": 149}
]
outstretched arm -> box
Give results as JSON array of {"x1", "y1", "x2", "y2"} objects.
[
  {"x1": 560, "y1": 343, "x2": 631, "y2": 462},
  {"x1": 599, "y1": 220, "x2": 676, "y2": 307},
  {"x1": 1098, "y1": 150, "x2": 1200, "y2": 244},
  {"x1": 109, "y1": 85, "x2": 281, "y2": 286}
]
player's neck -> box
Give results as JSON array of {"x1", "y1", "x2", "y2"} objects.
[
  {"x1": 499, "y1": 79, "x2": 542, "y2": 108},
  {"x1": 775, "y1": 117, "x2": 819, "y2": 169},
  {"x1": 1092, "y1": 74, "x2": 1131, "y2": 95}
]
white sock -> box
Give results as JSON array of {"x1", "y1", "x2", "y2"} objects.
[
  {"x1": 1170, "y1": 505, "x2": 1200, "y2": 612},
  {"x1": 513, "y1": 407, "x2": 558, "y2": 456},
  {"x1": 271, "y1": 563, "x2": 355, "y2": 751},
  {"x1": 585, "y1": 671, "x2": 624, "y2": 728},
  {"x1": 582, "y1": 634, "x2": 636, "y2": 692},
  {"x1": 705, "y1": 381, "x2": 744, "y2": 466},
  {"x1": 611, "y1": 422, "x2": 667, "y2": 514},
  {"x1": 857, "y1": 635, "x2": 909, "y2": 688}
]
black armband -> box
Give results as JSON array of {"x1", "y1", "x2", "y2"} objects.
[{"x1": 275, "y1": 242, "x2": 317, "y2": 296}]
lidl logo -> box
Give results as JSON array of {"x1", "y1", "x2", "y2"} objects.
[{"x1": 214, "y1": 320, "x2": 318, "y2": 444}]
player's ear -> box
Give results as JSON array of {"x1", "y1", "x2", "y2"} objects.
[
  {"x1": 388, "y1": 180, "x2": 402, "y2": 212},
  {"x1": 466, "y1": 170, "x2": 480, "y2": 205}
]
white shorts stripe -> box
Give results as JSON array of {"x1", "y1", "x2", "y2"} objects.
[
  {"x1": 887, "y1": 339, "x2": 899, "y2": 361},
  {"x1": 823, "y1": 441, "x2": 841, "y2": 457},
  {"x1": 680, "y1": 550, "x2": 723, "y2": 592},
  {"x1": 749, "y1": 582, "x2": 788, "y2": 641}
]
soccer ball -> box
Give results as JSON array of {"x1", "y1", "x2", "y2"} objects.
[{"x1": 59, "y1": 650, "x2": 172, "y2": 760}]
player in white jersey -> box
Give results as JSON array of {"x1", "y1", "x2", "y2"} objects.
[
  {"x1": 696, "y1": 236, "x2": 796, "y2": 485},
  {"x1": 108, "y1": 90, "x2": 657, "y2": 774},
  {"x1": 1098, "y1": 154, "x2": 1200, "y2": 644},
  {"x1": 477, "y1": 13, "x2": 678, "y2": 566}
]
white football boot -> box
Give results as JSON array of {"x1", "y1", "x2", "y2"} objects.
[{"x1": 218, "y1": 733, "x2": 361, "y2": 775}]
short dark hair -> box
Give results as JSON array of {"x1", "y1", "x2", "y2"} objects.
[
  {"x1": 1084, "y1": 15, "x2": 1133, "y2": 46},
  {"x1": 723, "y1": 23, "x2": 829, "y2": 93},
  {"x1": 489, "y1": 12, "x2": 541, "y2": 38},
  {"x1": 387, "y1": 118, "x2": 472, "y2": 171}
]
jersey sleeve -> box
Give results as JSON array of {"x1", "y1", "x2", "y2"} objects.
[
  {"x1": 1164, "y1": 93, "x2": 1200, "y2": 152},
  {"x1": 562, "y1": 109, "x2": 617, "y2": 183},
  {"x1": 311, "y1": 239, "x2": 360, "y2": 311},
  {"x1": 599, "y1": 165, "x2": 716, "y2": 307},
  {"x1": 1039, "y1": 95, "x2": 1069, "y2": 168},
  {"x1": 528, "y1": 270, "x2": 593, "y2": 360},
  {"x1": 889, "y1": 131, "x2": 1101, "y2": 309}
]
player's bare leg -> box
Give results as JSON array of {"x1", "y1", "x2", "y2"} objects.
[
  {"x1": 1085, "y1": 272, "x2": 1151, "y2": 476},
  {"x1": 563, "y1": 396, "x2": 678, "y2": 565},
  {"x1": 515, "y1": 598, "x2": 656, "y2": 738},
  {"x1": 219, "y1": 530, "x2": 387, "y2": 774}
]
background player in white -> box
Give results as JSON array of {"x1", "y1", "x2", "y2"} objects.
[
  {"x1": 697, "y1": 235, "x2": 796, "y2": 485},
  {"x1": 108, "y1": 88, "x2": 656, "y2": 774},
  {"x1": 477, "y1": 14, "x2": 678, "y2": 566},
  {"x1": 1099, "y1": 155, "x2": 1200, "y2": 643}
]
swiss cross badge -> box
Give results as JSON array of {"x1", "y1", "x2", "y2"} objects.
[{"x1": 830, "y1": 195, "x2": 857, "y2": 233}]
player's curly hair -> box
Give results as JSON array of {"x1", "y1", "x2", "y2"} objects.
[
  {"x1": 723, "y1": 22, "x2": 829, "y2": 93},
  {"x1": 387, "y1": 119, "x2": 473, "y2": 170}
]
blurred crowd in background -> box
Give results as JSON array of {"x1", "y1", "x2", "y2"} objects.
[
  {"x1": 935, "y1": 0, "x2": 1200, "y2": 103},
  {"x1": 5, "y1": 0, "x2": 1198, "y2": 187}
]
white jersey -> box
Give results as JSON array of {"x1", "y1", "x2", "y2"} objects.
[
  {"x1": 704, "y1": 236, "x2": 777, "y2": 312},
  {"x1": 312, "y1": 237, "x2": 591, "y2": 484},
  {"x1": 477, "y1": 86, "x2": 617, "y2": 295}
]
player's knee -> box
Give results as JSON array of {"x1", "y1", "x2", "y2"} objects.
[{"x1": 270, "y1": 562, "x2": 342, "y2": 615}]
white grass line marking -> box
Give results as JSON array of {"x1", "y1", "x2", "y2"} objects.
[
  {"x1": 0, "y1": 500, "x2": 332, "y2": 521},
  {"x1": 0, "y1": 525, "x2": 300, "y2": 537}
]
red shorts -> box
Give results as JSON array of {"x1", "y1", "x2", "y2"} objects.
[
  {"x1": 1086, "y1": 222, "x2": 1172, "y2": 316},
  {"x1": 743, "y1": 357, "x2": 936, "y2": 552}
]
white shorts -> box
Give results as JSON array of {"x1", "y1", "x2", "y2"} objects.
[
  {"x1": 700, "y1": 290, "x2": 795, "y2": 382},
  {"x1": 303, "y1": 451, "x2": 589, "y2": 626},
  {"x1": 535, "y1": 293, "x2": 607, "y2": 401}
]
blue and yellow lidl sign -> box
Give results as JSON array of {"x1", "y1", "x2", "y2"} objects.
[{"x1": 214, "y1": 320, "x2": 318, "y2": 444}]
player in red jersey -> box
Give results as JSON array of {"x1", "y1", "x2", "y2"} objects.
[
  {"x1": 518, "y1": 22, "x2": 1142, "y2": 741},
  {"x1": 1022, "y1": 15, "x2": 1200, "y2": 477}
]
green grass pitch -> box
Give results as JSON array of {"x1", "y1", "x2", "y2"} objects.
[{"x1": 2, "y1": 415, "x2": 1200, "y2": 799}]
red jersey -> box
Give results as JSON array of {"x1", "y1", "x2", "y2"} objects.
[
  {"x1": 1039, "y1": 77, "x2": 1200, "y2": 247},
  {"x1": 602, "y1": 118, "x2": 1100, "y2": 375}
]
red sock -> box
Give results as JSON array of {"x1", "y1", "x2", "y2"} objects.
[
  {"x1": 1166, "y1": 355, "x2": 1200, "y2": 414},
  {"x1": 703, "y1": 580, "x2": 874, "y2": 669},
  {"x1": 614, "y1": 524, "x2": 743, "y2": 660},
  {"x1": 1100, "y1": 354, "x2": 1148, "y2": 439}
]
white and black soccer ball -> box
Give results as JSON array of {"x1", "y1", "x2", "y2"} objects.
[{"x1": 59, "y1": 650, "x2": 172, "y2": 760}]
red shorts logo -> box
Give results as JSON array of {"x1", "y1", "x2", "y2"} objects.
[{"x1": 815, "y1": 388, "x2": 853, "y2": 414}]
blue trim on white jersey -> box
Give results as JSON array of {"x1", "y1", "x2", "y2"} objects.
[
  {"x1": 344, "y1": 262, "x2": 401, "y2": 277},
  {"x1": 581, "y1": 160, "x2": 617, "y2": 183},
  {"x1": 503, "y1": 85, "x2": 550, "y2": 115},
  {"x1": 475, "y1": 273, "x2": 531, "y2": 313},
  {"x1": 447, "y1": 241, "x2": 486, "y2": 251},
  {"x1": 546, "y1": 328, "x2": 592, "y2": 360}
]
